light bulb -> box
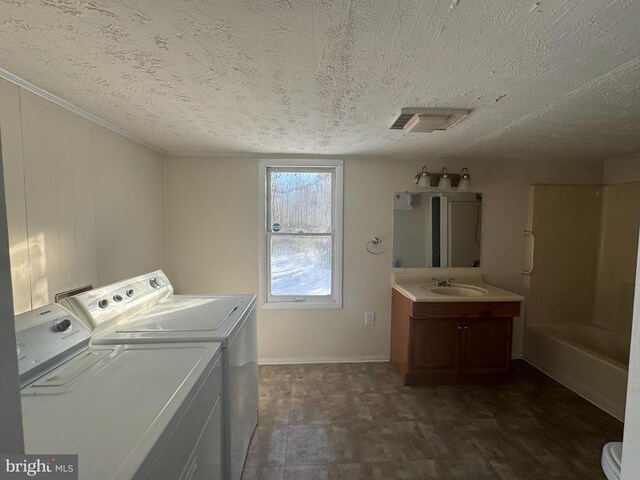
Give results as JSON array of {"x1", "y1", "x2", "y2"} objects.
[
  {"x1": 458, "y1": 168, "x2": 471, "y2": 191},
  {"x1": 414, "y1": 166, "x2": 430, "y2": 189},
  {"x1": 438, "y1": 167, "x2": 451, "y2": 191}
]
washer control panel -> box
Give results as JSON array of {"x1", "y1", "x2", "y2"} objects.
[
  {"x1": 15, "y1": 304, "x2": 91, "y2": 387},
  {"x1": 59, "y1": 270, "x2": 173, "y2": 331}
]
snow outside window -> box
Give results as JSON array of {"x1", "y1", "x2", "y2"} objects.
[{"x1": 259, "y1": 160, "x2": 343, "y2": 309}]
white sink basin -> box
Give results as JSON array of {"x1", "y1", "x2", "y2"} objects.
[{"x1": 423, "y1": 284, "x2": 489, "y2": 297}]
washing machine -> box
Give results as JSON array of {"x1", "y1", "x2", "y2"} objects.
[
  {"x1": 60, "y1": 270, "x2": 258, "y2": 480},
  {"x1": 16, "y1": 303, "x2": 223, "y2": 480}
]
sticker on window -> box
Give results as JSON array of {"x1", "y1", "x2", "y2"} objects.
[{"x1": 272, "y1": 223, "x2": 281, "y2": 232}]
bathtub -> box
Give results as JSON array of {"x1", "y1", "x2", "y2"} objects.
[{"x1": 525, "y1": 322, "x2": 629, "y2": 421}]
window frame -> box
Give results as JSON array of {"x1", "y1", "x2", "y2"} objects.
[{"x1": 258, "y1": 159, "x2": 343, "y2": 309}]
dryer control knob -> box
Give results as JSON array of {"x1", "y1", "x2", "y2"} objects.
[
  {"x1": 55, "y1": 319, "x2": 72, "y2": 332},
  {"x1": 150, "y1": 277, "x2": 164, "y2": 288},
  {"x1": 126, "y1": 289, "x2": 134, "y2": 297},
  {"x1": 113, "y1": 294, "x2": 123, "y2": 302},
  {"x1": 99, "y1": 299, "x2": 109, "y2": 309}
]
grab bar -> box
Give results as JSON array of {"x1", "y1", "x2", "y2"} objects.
[{"x1": 522, "y1": 231, "x2": 535, "y2": 275}]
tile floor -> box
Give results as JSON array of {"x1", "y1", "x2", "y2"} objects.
[{"x1": 243, "y1": 360, "x2": 623, "y2": 479}]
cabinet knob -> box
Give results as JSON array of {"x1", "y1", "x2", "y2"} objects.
[
  {"x1": 457, "y1": 326, "x2": 463, "y2": 330},
  {"x1": 464, "y1": 326, "x2": 469, "y2": 329}
]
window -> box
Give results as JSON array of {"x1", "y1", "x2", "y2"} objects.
[{"x1": 259, "y1": 160, "x2": 343, "y2": 308}]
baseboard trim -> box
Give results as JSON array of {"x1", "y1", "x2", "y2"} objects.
[{"x1": 259, "y1": 355, "x2": 390, "y2": 365}]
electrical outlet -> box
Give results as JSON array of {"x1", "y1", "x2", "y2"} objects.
[{"x1": 365, "y1": 312, "x2": 375, "y2": 326}]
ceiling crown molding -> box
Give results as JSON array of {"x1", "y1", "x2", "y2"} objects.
[{"x1": 0, "y1": 67, "x2": 164, "y2": 155}]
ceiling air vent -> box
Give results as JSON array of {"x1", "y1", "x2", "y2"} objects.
[
  {"x1": 388, "y1": 112, "x2": 416, "y2": 130},
  {"x1": 388, "y1": 108, "x2": 470, "y2": 133}
]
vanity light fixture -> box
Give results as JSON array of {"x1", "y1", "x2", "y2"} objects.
[
  {"x1": 457, "y1": 168, "x2": 471, "y2": 191},
  {"x1": 438, "y1": 168, "x2": 451, "y2": 191},
  {"x1": 413, "y1": 165, "x2": 472, "y2": 191},
  {"x1": 414, "y1": 165, "x2": 430, "y2": 188}
]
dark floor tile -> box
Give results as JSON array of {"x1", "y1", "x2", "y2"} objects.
[
  {"x1": 337, "y1": 459, "x2": 500, "y2": 480},
  {"x1": 245, "y1": 426, "x2": 288, "y2": 467},
  {"x1": 260, "y1": 375, "x2": 293, "y2": 398},
  {"x1": 241, "y1": 466, "x2": 285, "y2": 480},
  {"x1": 344, "y1": 361, "x2": 396, "y2": 374},
  {"x1": 398, "y1": 386, "x2": 439, "y2": 413},
  {"x1": 333, "y1": 421, "x2": 431, "y2": 463},
  {"x1": 335, "y1": 462, "x2": 390, "y2": 480},
  {"x1": 291, "y1": 373, "x2": 352, "y2": 397},
  {"x1": 490, "y1": 455, "x2": 606, "y2": 480},
  {"x1": 492, "y1": 453, "x2": 608, "y2": 480},
  {"x1": 489, "y1": 455, "x2": 553, "y2": 480},
  {"x1": 468, "y1": 419, "x2": 556, "y2": 459},
  {"x1": 289, "y1": 394, "x2": 372, "y2": 424},
  {"x1": 417, "y1": 420, "x2": 484, "y2": 459},
  {"x1": 349, "y1": 371, "x2": 407, "y2": 394},
  {"x1": 408, "y1": 389, "x2": 494, "y2": 423},
  {"x1": 285, "y1": 422, "x2": 432, "y2": 466},
  {"x1": 259, "y1": 396, "x2": 291, "y2": 426},
  {"x1": 362, "y1": 392, "x2": 414, "y2": 422},
  {"x1": 249, "y1": 361, "x2": 620, "y2": 480},
  {"x1": 555, "y1": 434, "x2": 614, "y2": 469},
  {"x1": 284, "y1": 465, "x2": 339, "y2": 480},
  {"x1": 300, "y1": 363, "x2": 348, "y2": 374},
  {"x1": 426, "y1": 458, "x2": 501, "y2": 479},
  {"x1": 535, "y1": 454, "x2": 607, "y2": 480},
  {"x1": 286, "y1": 425, "x2": 336, "y2": 465},
  {"x1": 434, "y1": 385, "x2": 498, "y2": 419}
]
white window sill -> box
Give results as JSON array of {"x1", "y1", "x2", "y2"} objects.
[{"x1": 260, "y1": 301, "x2": 343, "y2": 310}]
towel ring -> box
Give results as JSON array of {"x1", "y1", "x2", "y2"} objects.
[{"x1": 366, "y1": 237, "x2": 386, "y2": 255}]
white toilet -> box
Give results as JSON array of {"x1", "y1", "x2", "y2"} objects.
[{"x1": 602, "y1": 442, "x2": 623, "y2": 480}]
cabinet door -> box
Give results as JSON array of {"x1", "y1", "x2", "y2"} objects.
[
  {"x1": 461, "y1": 317, "x2": 512, "y2": 373},
  {"x1": 410, "y1": 318, "x2": 461, "y2": 373}
]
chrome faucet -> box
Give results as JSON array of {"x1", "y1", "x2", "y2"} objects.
[{"x1": 432, "y1": 277, "x2": 454, "y2": 287}]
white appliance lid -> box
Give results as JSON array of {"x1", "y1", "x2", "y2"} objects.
[
  {"x1": 22, "y1": 342, "x2": 221, "y2": 480},
  {"x1": 116, "y1": 296, "x2": 243, "y2": 333}
]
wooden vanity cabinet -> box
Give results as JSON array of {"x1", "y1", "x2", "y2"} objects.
[{"x1": 391, "y1": 288, "x2": 520, "y2": 385}]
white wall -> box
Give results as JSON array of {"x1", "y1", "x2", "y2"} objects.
[
  {"x1": 609, "y1": 153, "x2": 640, "y2": 479},
  {"x1": 0, "y1": 76, "x2": 166, "y2": 454},
  {"x1": 593, "y1": 183, "x2": 640, "y2": 334},
  {"x1": 524, "y1": 185, "x2": 603, "y2": 328},
  {"x1": 622, "y1": 226, "x2": 640, "y2": 479},
  {"x1": 604, "y1": 153, "x2": 640, "y2": 184},
  {"x1": 165, "y1": 155, "x2": 603, "y2": 362},
  {"x1": 0, "y1": 78, "x2": 166, "y2": 314},
  {"x1": 483, "y1": 161, "x2": 603, "y2": 355},
  {"x1": 0, "y1": 134, "x2": 23, "y2": 454},
  {"x1": 165, "y1": 156, "x2": 487, "y2": 362}
]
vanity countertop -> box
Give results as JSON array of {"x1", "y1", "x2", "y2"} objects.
[{"x1": 392, "y1": 273, "x2": 524, "y2": 303}]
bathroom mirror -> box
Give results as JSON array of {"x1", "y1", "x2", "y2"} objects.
[{"x1": 392, "y1": 192, "x2": 482, "y2": 268}]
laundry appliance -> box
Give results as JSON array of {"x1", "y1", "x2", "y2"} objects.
[
  {"x1": 60, "y1": 270, "x2": 258, "y2": 480},
  {"x1": 16, "y1": 303, "x2": 223, "y2": 480}
]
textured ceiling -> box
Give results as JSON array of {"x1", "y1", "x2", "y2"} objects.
[{"x1": 1, "y1": 0, "x2": 640, "y2": 162}]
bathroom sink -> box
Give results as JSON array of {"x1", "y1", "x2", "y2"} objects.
[{"x1": 425, "y1": 285, "x2": 489, "y2": 297}]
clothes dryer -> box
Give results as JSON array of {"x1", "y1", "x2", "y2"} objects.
[{"x1": 61, "y1": 270, "x2": 257, "y2": 480}]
